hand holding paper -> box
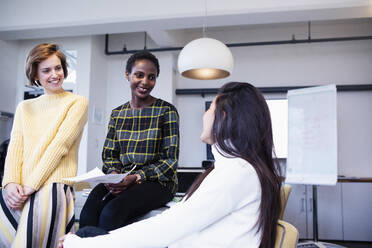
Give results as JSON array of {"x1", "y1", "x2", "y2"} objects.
[{"x1": 64, "y1": 166, "x2": 136, "y2": 188}]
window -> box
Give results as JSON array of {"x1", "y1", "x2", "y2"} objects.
[
  {"x1": 266, "y1": 99, "x2": 288, "y2": 158},
  {"x1": 204, "y1": 98, "x2": 288, "y2": 160},
  {"x1": 63, "y1": 49, "x2": 77, "y2": 84}
]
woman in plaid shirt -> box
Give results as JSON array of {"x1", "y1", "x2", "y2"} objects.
[{"x1": 79, "y1": 51, "x2": 179, "y2": 231}]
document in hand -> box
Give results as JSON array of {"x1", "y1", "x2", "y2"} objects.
[{"x1": 64, "y1": 166, "x2": 136, "y2": 187}]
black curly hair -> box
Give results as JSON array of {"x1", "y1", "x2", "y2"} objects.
[{"x1": 125, "y1": 51, "x2": 160, "y2": 77}]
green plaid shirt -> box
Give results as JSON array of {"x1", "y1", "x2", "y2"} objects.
[{"x1": 102, "y1": 99, "x2": 179, "y2": 194}]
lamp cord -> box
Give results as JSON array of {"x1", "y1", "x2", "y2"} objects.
[
  {"x1": 203, "y1": 0, "x2": 207, "y2": 37},
  {"x1": 144, "y1": 32, "x2": 147, "y2": 50}
]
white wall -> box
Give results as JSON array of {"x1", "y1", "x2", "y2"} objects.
[
  {"x1": 105, "y1": 51, "x2": 175, "y2": 117},
  {"x1": 1, "y1": 19, "x2": 371, "y2": 177},
  {"x1": 0, "y1": 40, "x2": 19, "y2": 113},
  {"x1": 86, "y1": 35, "x2": 108, "y2": 171},
  {"x1": 175, "y1": 20, "x2": 372, "y2": 178},
  {"x1": 6, "y1": 36, "x2": 95, "y2": 175},
  {"x1": 338, "y1": 91, "x2": 372, "y2": 177}
]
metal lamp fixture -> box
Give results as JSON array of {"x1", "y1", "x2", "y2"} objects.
[
  {"x1": 177, "y1": 0, "x2": 234, "y2": 80},
  {"x1": 177, "y1": 37, "x2": 234, "y2": 80}
]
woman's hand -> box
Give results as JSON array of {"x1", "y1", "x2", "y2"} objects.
[
  {"x1": 58, "y1": 232, "x2": 73, "y2": 248},
  {"x1": 23, "y1": 186, "x2": 36, "y2": 196},
  {"x1": 105, "y1": 174, "x2": 138, "y2": 195},
  {"x1": 4, "y1": 183, "x2": 28, "y2": 210}
]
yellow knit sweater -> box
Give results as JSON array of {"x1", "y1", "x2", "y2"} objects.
[{"x1": 2, "y1": 91, "x2": 88, "y2": 190}]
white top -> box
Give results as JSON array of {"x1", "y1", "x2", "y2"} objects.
[{"x1": 64, "y1": 145, "x2": 262, "y2": 248}]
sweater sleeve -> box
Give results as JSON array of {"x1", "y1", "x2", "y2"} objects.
[
  {"x1": 2, "y1": 103, "x2": 24, "y2": 187},
  {"x1": 64, "y1": 165, "x2": 259, "y2": 248},
  {"x1": 23, "y1": 96, "x2": 88, "y2": 190}
]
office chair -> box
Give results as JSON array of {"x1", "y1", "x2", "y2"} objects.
[
  {"x1": 275, "y1": 220, "x2": 299, "y2": 248},
  {"x1": 279, "y1": 184, "x2": 292, "y2": 219}
]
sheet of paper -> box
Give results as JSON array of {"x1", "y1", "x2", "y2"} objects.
[
  {"x1": 66, "y1": 167, "x2": 104, "y2": 182},
  {"x1": 64, "y1": 166, "x2": 136, "y2": 187}
]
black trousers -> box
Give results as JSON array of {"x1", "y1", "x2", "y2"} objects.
[
  {"x1": 79, "y1": 181, "x2": 173, "y2": 231},
  {"x1": 76, "y1": 226, "x2": 108, "y2": 238}
]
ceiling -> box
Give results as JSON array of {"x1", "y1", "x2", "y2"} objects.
[{"x1": 0, "y1": 0, "x2": 371, "y2": 45}]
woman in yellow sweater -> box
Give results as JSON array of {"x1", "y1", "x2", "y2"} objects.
[{"x1": 0, "y1": 43, "x2": 88, "y2": 248}]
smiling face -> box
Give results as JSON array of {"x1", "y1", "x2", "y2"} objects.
[
  {"x1": 36, "y1": 54, "x2": 65, "y2": 95},
  {"x1": 126, "y1": 59, "x2": 157, "y2": 103},
  {"x1": 200, "y1": 97, "x2": 216, "y2": 145}
]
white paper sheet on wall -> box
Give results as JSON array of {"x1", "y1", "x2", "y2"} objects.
[{"x1": 286, "y1": 84, "x2": 337, "y2": 186}]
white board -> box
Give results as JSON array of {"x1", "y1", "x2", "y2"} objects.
[{"x1": 286, "y1": 85, "x2": 337, "y2": 185}]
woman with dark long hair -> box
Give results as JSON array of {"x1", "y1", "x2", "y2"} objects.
[{"x1": 61, "y1": 82, "x2": 282, "y2": 248}]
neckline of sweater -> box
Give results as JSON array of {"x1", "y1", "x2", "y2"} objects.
[{"x1": 39, "y1": 90, "x2": 71, "y2": 100}]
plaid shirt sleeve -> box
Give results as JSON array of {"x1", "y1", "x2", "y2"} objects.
[
  {"x1": 137, "y1": 106, "x2": 179, "y2": 183},
  {"x1": 102, "y1": 110, "x2": 122, "y2": 174}
]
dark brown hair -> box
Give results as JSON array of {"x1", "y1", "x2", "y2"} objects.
[
  {"x1": 25, "y1": 43, "x2": 68, "y2": 86},
  {"x1": 184, "y1": 165, "x2": 214, "y2": 201},
  {"x1": 185, "y1": 82, "x2": 282, "y2": 248}
]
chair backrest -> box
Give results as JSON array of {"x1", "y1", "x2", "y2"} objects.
[
  {"x1": 275, "y1": 220, "x2": 299, "y2": 248},
  {"x1": 279, "y1": 184, "x2": 292, "y2": 219}
]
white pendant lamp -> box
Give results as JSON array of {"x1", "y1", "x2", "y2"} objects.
[
  {"x1": 177, "y1": 0, "x2": 234, "y2": 80},
  {"x1": 177, "y1": 37, "x2": 234, "y2": 80}
]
